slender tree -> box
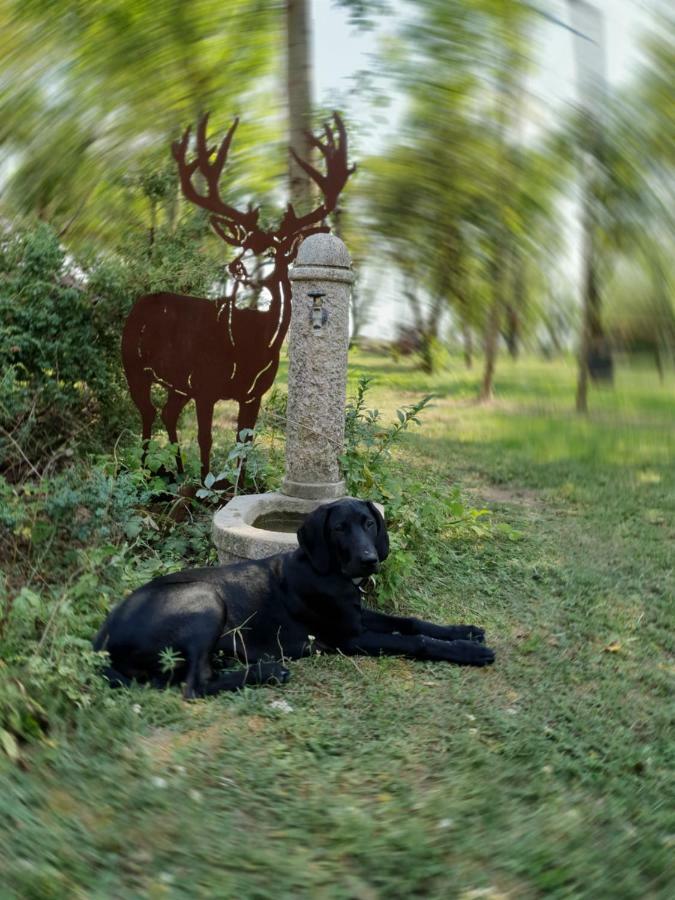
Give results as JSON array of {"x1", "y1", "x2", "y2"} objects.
[{"x1": 286, "y1": 0, "x2": 314, "y2": 212}]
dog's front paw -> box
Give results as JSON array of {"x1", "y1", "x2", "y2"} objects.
[
  {"x1": 446, "y1": 625, "x2": 485, "y2": 643},
  {"x1": 448, "y1": 640, "x2": 495, "y2": 667},
  {"x1": 464, "y1": 625, "x2": 486, "y2": 643}
]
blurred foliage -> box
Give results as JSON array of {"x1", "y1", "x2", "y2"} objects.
[
  {"x1": 352, "y1": 0, "x2": 674, "y2": 391},
  {"x1": 361, "y1": 0, "x2": 564, "y2": 381},
  {"x1": 605, "y1": 251, "x2": 675, "y2": 362},
  {"x1": 0, "y1": 0, "x2": 672, "y2": 395},
  {"x1": 0, "y1": 0, "x2": 282, "y2": 246},
  {"x1": 332, "y1": 0, "x2": 390, "y2": 31}
]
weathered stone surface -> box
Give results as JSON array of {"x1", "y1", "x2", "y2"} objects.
[
  {"x1": 282, "y1": 233, "x2": 354, "y2": 500},
  {"x1": 212, "y1": 492, "x2": 322, "y2": 564},
  {"x1": 295, "y1": 232, "x2": 352, "y2": 269}
]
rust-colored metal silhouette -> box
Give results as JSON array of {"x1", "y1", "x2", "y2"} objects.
[{"x1": 122, "y1": 112, "x2": 353, "y2": 480}]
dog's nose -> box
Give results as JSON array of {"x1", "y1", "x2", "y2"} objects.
[{"x1": 359, "y1": 552, "x2": 379, "y2": 569}]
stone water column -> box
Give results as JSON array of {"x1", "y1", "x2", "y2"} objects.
[
  {"x1": 281, "y1": 233, "x2": 353, "y2": 500},
  {"x1": 212, "y1": 232, "x2": 354, "y2": 563}
]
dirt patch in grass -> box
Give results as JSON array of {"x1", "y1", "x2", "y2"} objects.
[
  {"x1": 473, "y1": 485, "x2": 543, "y2": 507},
  {"x1": 139, "y1": 718, "x2": 236, "y2": 768}
]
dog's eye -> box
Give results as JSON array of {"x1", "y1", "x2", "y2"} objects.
[{"x1": 365, "y1": 519, "x2": 376, "y2": 530}]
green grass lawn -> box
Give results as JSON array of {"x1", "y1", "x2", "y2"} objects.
[{"x1": 1, "y1": 351, "x2": 673, "y2": 899}]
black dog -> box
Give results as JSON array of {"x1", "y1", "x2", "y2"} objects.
[{"x1": 94, "y1": 498, "x2": 495, "y2": 697}]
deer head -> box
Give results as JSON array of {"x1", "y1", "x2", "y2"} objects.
[{"x1": 171, "y1": 112, "x2": 354, "y2": 286}]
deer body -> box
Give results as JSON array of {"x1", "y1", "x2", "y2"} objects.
[
  {"x1": 121, "y1": 114, "x2": 353, "y2": 480},
  {"x1": 122, "y1": 289, "x2": 286, "y2": 477}
]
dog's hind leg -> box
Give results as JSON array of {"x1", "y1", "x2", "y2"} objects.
[
  {"x1": 202, "y1": 661, "x2": 290, "y2": 696},
  {"x1": 183, "y1": 647, "x2": 213, "y2": 700}
]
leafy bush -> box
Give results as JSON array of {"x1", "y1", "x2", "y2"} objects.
[
  {"x1": 340, "y1": 375, "x2": 434, "y2": 501},
  {"x1": 0, "y1": 224, "x2": 102, "y2": 390},
  {"x1": 0, "y1": 223, "x2": 130, "y2": 476},
  {"x1": 0, "y1": 448, "x2": 216, "y2": 759},
  {"x1": 340, "y1": 376, "x2": 520, "y2": 606},
  {"x1": 85, "y1": 214, "x2": 221, "y2": 306},
  {"x1": 0, "y1": 212, "x2": 226, "y2": 481}
]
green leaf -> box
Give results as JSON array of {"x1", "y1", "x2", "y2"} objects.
[
  {"x1": 124, "y1": 519, "x2": 142, "y2": 539},
  {"x1": 0, "y1": 729, "x2": 20, "y2": 761},
  {"x1": 12, "y1": 587, "x2": 43, "y2": 617}
]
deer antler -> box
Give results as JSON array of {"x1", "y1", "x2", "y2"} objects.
[
  {"x1": 172, "y1": 112, "x2": 354, "y2": 257},
  {"x1": 172, "y1": 114, "x2": 260, "y2": 233},
  {"x1": 280, "y1": 112, "x2": 355, "y2": 236}
]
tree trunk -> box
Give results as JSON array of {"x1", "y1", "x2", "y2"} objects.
[
  {"x1": 505, "y1": 252, "x2": 525, "y2": 359},
  {"x1": 654, "y1": 342, "x2": 664, "y2": 383},
  {"x1": 428, "y1": 293, "x2": 446, "y2": 341},
  {"x1": 286, "y1": 0, "x2": 313, "y2": 213},
  {"x1": 576, "y1": 163, "x2": 603, "y2": 413},
  {"x1": 166, "y1": 181, "x2": 179, "y2": 233},
  {"x1": 480, "y1": 288, "x2": 502, "y2": 402},
  {"x1": 419, "y1": 332, "x2": 434, "y2": 375},
  {"x1": 544, "y1": 314, "x2": 563, "y2": 356},
  {"x1": 462, "y1": 323, "x2": 473, "y2": 369},
  {"x1": 402, "y1": 271, "x2": 424, "y2": 335},
  {"x1": 504, "y1": 304, "x2": 519, "y2": 359},
  {"x1": 478, "y1": 36, "x2": 522, "y2": 403}
]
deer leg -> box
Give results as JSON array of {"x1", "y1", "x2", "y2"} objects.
[
  {"x1": 195, "y1": 396, "x2": 215, "y2": 482},
  {"x1": 234, "y1": 395, "x2": 262, "y2": 486},
  {"x1": 126, "y1": 371, "x2": 156, "y2": 468},
  {"x1": 161, "y1": 391, "x2": 190, "y2": 474},
  {"x1": 236, "y1": 395, "x2": 262, "y2": 441}
]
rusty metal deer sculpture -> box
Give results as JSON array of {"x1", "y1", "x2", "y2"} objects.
[{"x1": 122, "y1": 113, "x2": 353, "y2": 480}]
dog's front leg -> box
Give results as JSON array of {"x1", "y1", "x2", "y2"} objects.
[
  {"x1": 338, "y1": 631, "x2": 495, "y2": 666},
  {"x1": 362, "y1": 609, "x2": 485, "y2": 643}
]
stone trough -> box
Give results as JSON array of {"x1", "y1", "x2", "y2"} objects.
[{"x1": 213, "y1": 493, "x2": 319, "y2": 564}]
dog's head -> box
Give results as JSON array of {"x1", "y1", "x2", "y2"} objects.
[{"x1": 297, "y1": 498, "x2": 389, "y2": 578}]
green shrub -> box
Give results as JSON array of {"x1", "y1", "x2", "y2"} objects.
[
  {"x1": 0, "y1": 223, "x2": 131, "y2": 476},
  {"x1": 0, "y1": 447, "x2": 216, "y2": 759},
  {"x1": 340, "y1": 376, "x2": 520, "y2": 606},
  {"x1": 340, "y1": 374, "x2": 434, "y2": 502},
  {"x1": 0, "y1": 213, "x2": 226, "y2": 481}
]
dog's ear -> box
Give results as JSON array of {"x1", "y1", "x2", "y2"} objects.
[
  {"x1": 366, "y1": 502, "x2": 389, "y2": 562},
  {"x1": 297, "y1": 504, "x2": 332, "y2": 574}
]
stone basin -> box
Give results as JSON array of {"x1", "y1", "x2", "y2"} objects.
[
  {"x1": 212, "y1": 492, "x2": 322, "y2": 564},
  {"x1": 212, "y1": 492, "x2": 384, "y2": 565}
]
